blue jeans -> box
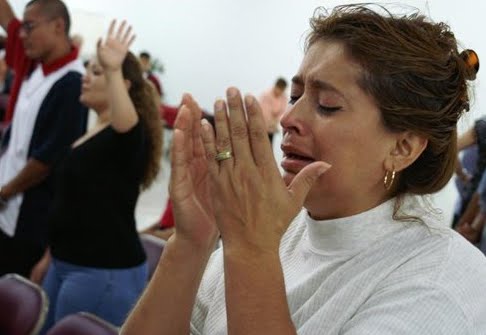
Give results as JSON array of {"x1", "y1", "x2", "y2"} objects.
[{"x1": 40, "y1": 258, "x2": 147, "y2": 334}]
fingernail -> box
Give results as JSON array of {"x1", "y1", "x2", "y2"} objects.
[
  {"x1": 245, "y1": 95, "x2": 254, "y2": 107},
  {"x1": 215, "y1": 100, "x2": 225, "y2": 112},
  {"x1": 200, "y1": 118, "x2": 210, "y2": 130},
  {"x1": 318, "y1": 163, "x2": 332, "y2": 175},
  {"x1": 227, "y1": 87, "x2": 238, "y2": 98}
]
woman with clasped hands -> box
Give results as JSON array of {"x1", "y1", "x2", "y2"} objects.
[{"x1": 122, "y1": 4, "x2": 486, "y2": 334}]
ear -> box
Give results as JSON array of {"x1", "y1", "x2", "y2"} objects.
[
  {"x1": 124, "y1": 79, "x2": 132, "y2": 91},
  {"x1": 53, "y1": 17, "x2": 65, "y2": 35},
  {"x1": 385, "y1": 131, "x2": 428, "y2": 172}
]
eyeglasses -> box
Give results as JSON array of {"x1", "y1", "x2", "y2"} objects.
[{"x1": 20, "y1": 20, "x2": 52, "y2": 34}]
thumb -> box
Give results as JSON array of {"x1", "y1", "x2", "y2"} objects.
[{"x1": 288, "y1": 161, "x2": 331, "y2": 205}]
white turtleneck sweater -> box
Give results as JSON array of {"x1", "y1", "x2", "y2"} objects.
[{"x1": 190, "y1": 197, "x2": 486, "y2": 334}]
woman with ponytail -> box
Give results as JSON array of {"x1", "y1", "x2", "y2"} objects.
[{"x1": 32, "y1": 20, "x2": 162, "y2": 333}]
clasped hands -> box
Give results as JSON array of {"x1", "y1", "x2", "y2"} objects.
[{"x1": 169, "y1": 88, "x2": 330, "y2": 255}]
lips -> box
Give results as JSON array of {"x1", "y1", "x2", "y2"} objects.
[{"x1": 280, "y1": 143, "x2": 315, "y2": 173}]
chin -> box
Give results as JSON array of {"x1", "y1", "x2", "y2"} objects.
[
  {"x1": 24, "y1": 49, "x2": 37, "y2": 60},
  {"x1": 79, "y1": 96, "x2": 92, "y2": 109}
]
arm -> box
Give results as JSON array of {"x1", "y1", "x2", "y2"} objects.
[
  {"x1": 457, "y1": 127, "x2": 476, "y2": 152},
  {"x1": 456, "y1": 193, "x2": 482, "y2": 243},
  {"x1": 30, "y1": 248, "x2": 51, "y2": 284},
  {"x1": 468, "y1": 171, "x2": 486, "y2": 238},
  {"x1": 199, "y1": 89, "x2": 330, "y2": 334},
  {"x1": 0, "y1": 159, "x2": 49, "y2": 201},
  {"x1": 4, "y1": 72, "x2": 88, "y2": 203},
  {"x1": 122, "y1": 94, "x2": 218, "y2": 334},
  {"x1": 224, "y1": 250, "x2": 296, "y2": 334},
  {"x1": 0, "y1": 0, "x2": 15, "y2": 32},
  {"x1": 141, "y1": 223, "x2": 175, "y2": 241},
  {"x1": 96, "y1": 20, "x2": 138, "y2": 133},
  {"x1": 455, "y1": 127, "x2": 477, "y2": 182},
  {"x1": 122, "y1": 237, "x2": 214, "y2": 335},
  {"x1": 455, "y1": 159, "x2": 472, "y2": 183}
]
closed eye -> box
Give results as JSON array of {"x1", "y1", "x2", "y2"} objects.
[{"x1": 318, "y1": 105, "x2": 342, "y2": 114}]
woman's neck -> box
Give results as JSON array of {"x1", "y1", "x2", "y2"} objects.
[{"x1": 96, "y1": 108, "x2": 112, "y2": 126}]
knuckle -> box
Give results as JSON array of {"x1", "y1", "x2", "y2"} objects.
[
  {"x1": 215, "y1": 111, "x2": 227, "y2": 122},
  {"x1": 247, "y1": 105, "x2": 260, "y2": 117},
  {"x1": 217, "y1": 138, "x2": 231, "y2": 149},
  {"x1": 249, "y1": 127, "x2": 267, "y2": 141},
  {"x1": 231, "y1": 123, "x2": 248, "y2": 140},
  {"x1": 205, "y1": 150, "x2": 216, "y2": 161}
]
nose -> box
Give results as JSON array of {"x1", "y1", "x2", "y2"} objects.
[
  {"x1": 280, "y1": 101, "x2": 305, "y2": 135},
  {"x1": 82, "y1": 73, "x2": 90, "y2": 84},
  {"x1": 19, "y1": 29, "x2": 28, "y2": 40}
]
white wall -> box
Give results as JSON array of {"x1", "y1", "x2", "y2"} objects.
[
  {"x1": 8, "y1": 0, "x2": 482, "y2": 117},
  {"x1": 6, "y1": 0, "x2": 486, "y2": 224}
]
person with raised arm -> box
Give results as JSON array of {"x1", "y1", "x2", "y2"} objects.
[{"x1": 31, "y1": 20, "x2": 162, "y2": 333}]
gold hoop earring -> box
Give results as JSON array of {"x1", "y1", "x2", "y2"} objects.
[{"x1": 384, "y1": 170, "x2": 396, "y2": 191}]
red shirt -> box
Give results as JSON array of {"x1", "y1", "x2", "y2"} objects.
[
  {"x1": 161, "y1": 104, "x2": 178, "y2": 128},
  {"x1": 159, "y1": 199, "x2": 174, "y2": 229}
]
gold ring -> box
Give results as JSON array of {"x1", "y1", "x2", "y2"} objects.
[{"x1": 215, "y1": 150, "x2": 233, "y2": 162}]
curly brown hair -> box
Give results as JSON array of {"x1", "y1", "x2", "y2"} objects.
[
  {"x1": 122, "y1": 52, "x2": 162, "y2": 189},
  {"x1": 306, "y1": 4, "x2": 477, "y2": 195}
]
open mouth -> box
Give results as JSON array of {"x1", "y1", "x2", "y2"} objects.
[
  {"x1": 284, "y1": 153, "x2": 315, "y2": 162},
  {"x1": 281, "y1": 146, "x2": 316, "y2": 173}
]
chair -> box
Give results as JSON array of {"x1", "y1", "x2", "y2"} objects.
[
  {"x1": 46, "y1": 312, "x2": 118, "y2": 335},
  {"x1": 139, "y1": 233, "x2": 166, "y2": 278},
  {"x1": 0, "y1": 273, "x2": 49, "y2": 335}
]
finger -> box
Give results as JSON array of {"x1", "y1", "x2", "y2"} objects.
[
  {"x1": 226, "y1": 87, "x2": 252, "y2": 164},
  {"x1": 127, "y1": 34, "x2": 136, "y2": 49},
  {"x1": 200, "y1": 118, "x2": 218, "y2": 177},
  {"x1": 122, "y1": 25, "x2": 133, "y2": 44},
  {"x1": 96, "y1": 38, "x2": 103, "y2": 58},
  {"x1": 107, "y1": 19, "x2": 116, "y2": 37},
  {"x1": 169, "y1": 128, "x2": 187, "y2": 195},
  {"x1": 213, "y1": 99, "x2": 233, "y2": 168},
  {"x1": 245, "y1": 94, "x2": 276, "y2": 167},
  {"x1": 116, "y1": 20, "x2": 127, "y2": 40},
  {"x1": 171, "y1": 105, "x2": 193, "y2": 185},
  {"x1": 181, "y1": 93, "x2": 202, "y2": 120},
  {"x1": 179, "y1": 105, "x2": 194, "y2": 161},
  {"x1": 183, "y1": 95, "x2": 206, "y2": 160},
  {"x1": 288, "y1": 161, "x2": 331, "y2": 205},
  {"x1": 179, "y1": 94, "x2": 199, "y2": 160}
]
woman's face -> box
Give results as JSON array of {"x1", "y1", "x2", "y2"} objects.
[
  {"x1": 80, "y1": 58, "x2": 109, "y2": 112},
  {"x1": 280, "y1": 40, "x2": 398, "y2": 220}
]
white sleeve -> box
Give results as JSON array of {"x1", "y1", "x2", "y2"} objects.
[{"x1": 190, "y1": 249, "x2": 224, "y2": 335}]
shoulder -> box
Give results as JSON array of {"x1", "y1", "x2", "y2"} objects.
[
  {"x1": 53, "y1": 71, "x2": 82, "y2": 89},
  {"x1": 378, "y1": 224, "x2": 486, "y2": 326},
  {"x1": 435, "y1": 232, "x2": 486, "y2": 310}
]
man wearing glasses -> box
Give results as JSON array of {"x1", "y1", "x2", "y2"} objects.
[{"x1": 0, "y1": 0, "x2": 87, "y2": 277}]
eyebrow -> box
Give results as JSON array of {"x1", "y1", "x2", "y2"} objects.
[{"x1": 291, "y1": 75, "x2": 345, "y2": 99}]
